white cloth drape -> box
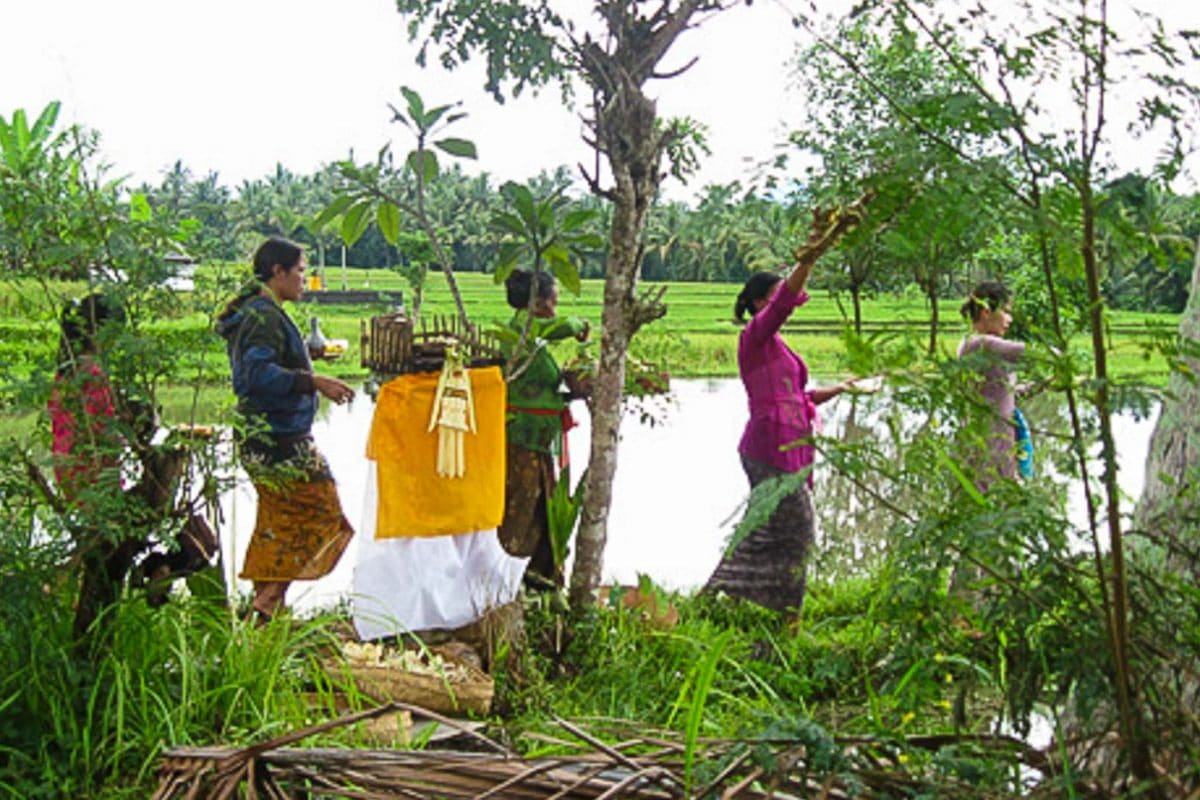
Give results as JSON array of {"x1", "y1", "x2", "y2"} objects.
[{"x1": 351, "y1": 463, "x2": 528, "y2": 640}]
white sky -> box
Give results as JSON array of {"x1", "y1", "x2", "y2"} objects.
[{"x1": 2, "y1": 0, "x2": 1197, "y2": 201}]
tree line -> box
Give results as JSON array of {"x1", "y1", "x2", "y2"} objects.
[{"x1": 131, "y1": 154, "x2": 1198, "y2": 315}]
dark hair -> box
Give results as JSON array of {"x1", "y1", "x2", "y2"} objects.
[
  {"x1": 504, "y1": 268, "x2": 556, "y2": 311},
  {"x1": 58, "y1": 293, "x2": 121, "y2": 376},
  {"x1": 218, "y1": 237, "x2": 304, "y2": 322},
  {"x1": 734, "y1": 271, "x2": 783, "y2": 321},
  {"x1": 960, "y1": 280, "x2": 1011, "y2": 322},
  {"x1": 252, "y1": 237, "x2": 304, "y2": 283}
]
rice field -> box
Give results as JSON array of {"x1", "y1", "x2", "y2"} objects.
[{"x1": 299, "y1": 269, "x2": 1178, "y2": 381}]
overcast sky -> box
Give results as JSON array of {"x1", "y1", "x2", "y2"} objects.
[{"x1": 3, "y1": 0, "x2": 1197, "y2": 201}]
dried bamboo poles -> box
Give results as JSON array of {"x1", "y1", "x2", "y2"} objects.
[{"x1": 151, "y1": 704, "x2": 1033, "y2": 799}]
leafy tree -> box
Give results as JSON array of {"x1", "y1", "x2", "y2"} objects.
[
  {"x1": 321, "y1": 86, "x2": 478, "y2": 324},
  {"x1": 0, "y1": 102, "x2": 96, "y2": 279},
  {"x1": 688, "y1": 182, "x2": 747, "y2": 282},
  {"x1": 489, "y1": 179, "x2": 602, "y2": 376},
  {"x1": 1099, "y1": 173, "x2": 1198, "y2": 312},
  {"x1": 788, "y1": 17, "x2": 1011, "y2": 352},
  {"x1": 642, "y1": 199, "x2": 689, "y2": 281},
  {"x1": 394, "y1": 0, "x2": 747, "y2": 603},
  {"x1": 427, "y1": 165, "x2": 499, "y2": 273},
  {"x1": 791, "y1": 0, "x2": 1200, "y2": 786},
  {"x1": 391, "y1": 228, "x2": 435, "y2": 313},
  {"x1": 138, "y1": 164, "x2": 239, "y2": 260},
  {"x1": 0, "y1": 105, "x2": 225, "y2": 648}
]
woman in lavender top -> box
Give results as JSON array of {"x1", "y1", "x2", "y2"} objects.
[
  {"x1": 702, "y1": 254, "x2": 857, "y2": 614},
  {"x1": 957, "y1": 281, "x2": 1026, "y2": 488}
]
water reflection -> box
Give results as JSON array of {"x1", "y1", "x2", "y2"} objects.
[{"x1": 217, "y1": 379, "x2": 1160, "y2": 611}]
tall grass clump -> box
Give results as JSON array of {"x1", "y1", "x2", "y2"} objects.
[{"x1": 0, "y1": 492, "x2": 338, "y2": 798}]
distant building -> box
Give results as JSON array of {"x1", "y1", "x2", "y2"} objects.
[{"x1": 164, "y1": 252, "x2": 198, "y2": 291}]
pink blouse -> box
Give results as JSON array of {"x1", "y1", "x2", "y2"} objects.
[
  {"x1": 737, "y1": 282, "x2": 818, "y2": 483},
  {"x1": 48, "y1": 361, "x2": 117, "y2": 491}
]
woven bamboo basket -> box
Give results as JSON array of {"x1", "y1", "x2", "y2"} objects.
[
  {"x1": 361, "y1": 312, "x2": 505, "y2": 376},
  {"x1": 323, "y1": 657, "x2": 494, "y2": 717}
]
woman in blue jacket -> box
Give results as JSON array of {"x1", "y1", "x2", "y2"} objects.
[{"x1": 216, "y1": 237, "x2": 356, "y2": 622}]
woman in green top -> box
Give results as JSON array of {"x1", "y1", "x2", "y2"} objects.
[{"x1": 499, "y1": 268, "x2": 589, "y2": 587}]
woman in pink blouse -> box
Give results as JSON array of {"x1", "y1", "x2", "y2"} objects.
[{"x1": 703, "y1": 255, "x2": 857, "y2": 614}]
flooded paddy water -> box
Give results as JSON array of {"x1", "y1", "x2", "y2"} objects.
[{"x1": 215, "y1": 378, "x2": 1159, "y2": 612}]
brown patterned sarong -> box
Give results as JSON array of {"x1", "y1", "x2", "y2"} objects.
[
  {"x1": 238, "y1": 434, "x2": 353, "y2": 582},
  {"x1": 703, "y1": 455, "x2": 815, "y2": 613},
  {"x1": 497, "y1": 442, "x2": 557, "y2": 584}
]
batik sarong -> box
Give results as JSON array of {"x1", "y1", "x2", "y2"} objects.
[
  {"x1": 703, "y1": 455, "x2": 815, "y2": 613},
  {"x1": 238, "y1": 433, "x2": 353, "y2": 582}
]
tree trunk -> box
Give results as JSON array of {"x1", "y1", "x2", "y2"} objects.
[
  {"x1": 1126, "y1": 236, "x2": 1200, "y2": 786},
  {"x1": 851, "y1": 283, "x2": 863, "y2": 336},
  {"x1": 568, "y1": 83, "x2": 663, "y2": 608},
  {"x1": 73, "y1": 447, "x2": 187, "y2": 646},
  {"x1": 569, "y1": 157, "x2": 655, "y2": 606},
  {"x1": 1134, "y1": 237, "x2": 1200, "y2": 557},
  {"x1": 556, "y1": 0, "x2": 710, "y2": 606},
  {"x1": 1080, "y1": 181, "x2": 1161, "y2": 789},
  {"x1": 927, "y1": 277, "x2": 939, "y2": 355}
]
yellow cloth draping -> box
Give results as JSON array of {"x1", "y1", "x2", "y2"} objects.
[{"x1": 367, "y1": 366, "x2": 506, "y2": 538}]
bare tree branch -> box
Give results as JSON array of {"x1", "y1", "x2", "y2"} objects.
[{"x1": 651, "y1": 55, "x2": 700, "y2": 80}]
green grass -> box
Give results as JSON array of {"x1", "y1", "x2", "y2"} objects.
[
  {"x1": 494, "y1": 573, "x2": 985, "y2": 769},
  {"x1": 0, "y1": 568, "x2": 1011, "y2": 796}
]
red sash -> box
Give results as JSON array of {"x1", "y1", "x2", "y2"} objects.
[{"x1": 508, "y1": 404, "x2": 577, "y2": 470}]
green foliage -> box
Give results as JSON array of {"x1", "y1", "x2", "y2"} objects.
[
  {"x1": 328, "y1": 85, "x2": 477, "y2": 252},
  {"x1": 20, "y1": 147, "x2": 1191, "y2": 310},
  {"x1": 499, "y1": 570, "x2": 1046, "y2": 793},
  {"x1": 682, "y1": 628, "x2": 731, "y2": 789},
  {"x1": 0, "y1": 562, "x2": 341, "y2": 796},
  {"x1": 489, "y1": 181, "x2": 601, "y2": 294},
  {"x1": 545, "y1": 465, "x2": 584, "y2": 578},
  {"x1": 0, "y1": 5, "x2": 1196, "y2": 781},
  {"x1": 0, "y1": 101, "x2": 62, "y2": 172},
  {"x1": 323, "y1": 86, "x2": 480, "y2": 319},
  {"x1": 0, "y1": 106, "x2": 257, "y2": 794},
  {"x1": 396, "y1": 0, "x2": 572, "y2": 102},
  {"x1": 660, "y1": 116, "x2": 712, "y2": 184},
  {"x1": 1098, "y1": 173, "x2": 1199, "y2": 312}
]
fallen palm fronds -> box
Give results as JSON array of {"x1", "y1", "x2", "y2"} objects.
[{"x1": 152, "y1": 703, "x2": 1042, "y2": 799}]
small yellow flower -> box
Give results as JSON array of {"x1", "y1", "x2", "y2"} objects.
[
  {"x1": 898, "y1": 753, "x2": 910, "y2": 764},
  {"x1": 901, "y1": 711, "x2": 916, "y2": 725}
]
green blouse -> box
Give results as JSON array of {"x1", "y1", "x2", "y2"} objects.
[{"x1": 503, "y1": 312, "x2": 588, "y2": 455}]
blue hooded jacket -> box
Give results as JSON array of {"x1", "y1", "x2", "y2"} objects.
[{"x1": 215, "y1": 293, "x2": 318, "y2": 437}]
